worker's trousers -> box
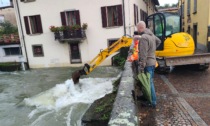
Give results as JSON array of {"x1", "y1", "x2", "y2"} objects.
[{"x1": 144, "y1": 66, "x2": 156, "y2": 106}]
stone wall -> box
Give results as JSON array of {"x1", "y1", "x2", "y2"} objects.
[{"x1": 108, "y1": 61, "x2": 138, "y2": 126}]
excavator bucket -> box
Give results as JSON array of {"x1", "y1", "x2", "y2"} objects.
[
  {"x1": 72, "y1": 64, "x2": 90, "y2": 84},
  {"x1": 72, "y1": 70, "x2": 81, "y2": 84}
]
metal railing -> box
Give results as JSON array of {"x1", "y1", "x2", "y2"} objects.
[{"x1": 54, "y1": 30, "x2": 86, "y2": 41}]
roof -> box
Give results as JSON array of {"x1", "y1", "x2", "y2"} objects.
[{"x1": 158, "y1": 7, "x2": 178, "y2": 12}]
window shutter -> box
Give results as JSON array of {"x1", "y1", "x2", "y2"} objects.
[
  {"x1": 140, "y1": 9, "x2": 143, "y2": 20},
  {"x1": 101, "y1": 6, "x2": 107, "y2": 28},
  {"x1": 145, "y1": 12, "x2": 148, "y2": 22},
  {"x1": 187, "y1": 0, "x2": 190, "y2": 15},
  {"x1": 136, "y1": 6, "x2": 139, "y2": 23},
  {"x1": 60, "y1": 12, "x2": 67, "y2": 26},
  {"x1": 36, "y1": 15, "x2": 43, "y2": 33},
  {"x1": 24, "y1": 16, "x2": 30, "y2": 34},
  {"x1": 75, "y1": 10, "x2": 81, "y2": 26},
  {"x1": 117, "y1": 5, "x2": 123, "y2": 26},
  {"x1": 134, "y1": 4, "x2": 136, "y2": 25},
  {"x1": 194, "y1": 0, "x2": 197, "y2": 13}
]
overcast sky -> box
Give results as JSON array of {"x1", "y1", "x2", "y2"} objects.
[{"x1": 158, "y1": 0, "x2": 178, "y2": 6}]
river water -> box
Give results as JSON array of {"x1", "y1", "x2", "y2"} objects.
[{"x1": 0, "y1": 66, "x2": 121, "y2": 126}]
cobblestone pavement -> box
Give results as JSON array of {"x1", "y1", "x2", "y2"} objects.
[{"x1": 137, "y1": 66, "x2": 210, "y2": 126}]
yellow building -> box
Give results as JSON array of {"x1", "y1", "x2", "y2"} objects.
[{"x1": 179, "y1": 0, "x2": 210, "y2": 52}]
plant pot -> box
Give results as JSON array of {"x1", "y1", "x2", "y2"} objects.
[{"x1": 54, "y1": 31, "x2": 61, "y2": 40}]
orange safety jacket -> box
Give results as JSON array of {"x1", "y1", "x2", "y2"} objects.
[
  {"x1": 128, "y1": 40, "x2": 158, "y2": 67},
  {"x1": 128, "y1": 40, "x2": 139, "y2": 62}
]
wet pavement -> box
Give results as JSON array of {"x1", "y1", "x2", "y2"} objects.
[{"x1": 137, "y1": 66, "x2": 210, "y2": 126}]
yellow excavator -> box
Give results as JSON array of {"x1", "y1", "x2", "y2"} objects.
[
  {"x1": 72, "y1": 12, "x2": 209, "y2": 84},
  {"x1": 72, "y1": 36, "x2": 133, "y2": 84}
]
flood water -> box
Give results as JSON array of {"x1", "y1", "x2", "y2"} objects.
[{"x1": 0, "y1": 66, "x2": 121, "y2": 126}]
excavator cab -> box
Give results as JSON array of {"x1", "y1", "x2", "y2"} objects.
[
  {"x1": 146, "y1": 12, "x2": 195, "y2": 73},
  {"x1": 146, "y1": 12, "x2": 182, "y2": 50},
  {"x1": 146, "y1": 12, "x2": 195, "y2": 57}
]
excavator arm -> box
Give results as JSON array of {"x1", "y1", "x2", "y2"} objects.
[{"x1": 72, "y1": 36, "x2": 133, "y2": 84}]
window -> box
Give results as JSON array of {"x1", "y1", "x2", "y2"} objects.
[
  {"x1": 134, "y1": 4, "x2": 139, "y2": 25},
  {"x1": 60, "y1": 10, "x2": 81, "y2": 26},
  {"x1": 0, "y1": 0, "x2": 13, "y2": 9},
  {"x1": 140, "y1": 9, "x2": 148, "y2": 22},
  {"x1": 70, "y1": 43, "x2": 81, "y2": 63},
  {"x1": 193, "y1": 0, "x2": 197, "y2": 14},
  {"x1": 187, "y1": 0, "x2": 191, "y2": 16},
  {"x1": 4, "y1": 47, "x2": 21, "y2": 56},
  {"x1": 24, "y1": 15, "x2": 43, "y2": 34},
  {"x1": 208, "y1": 26, "x2": 210, "y2": 37},
  {"x1": 32, "y1": 45, "x2": 44, "y2": 57},
  {"x1": 108, "y1": 38, "x2": 119, "y2": 46},
  {"x1": 20, "y1": 0, "x2": 36, "y2": 3},
  {"x1": 108, "y1": 39, "x2": 120, "y2": 52},
  {"x1": 101, "y1": 5, "x2": 123, "y2": 27},
  {"x1": 165, "y1": 14, "x2": 180, "y2": 36},
  {"x1": 154, "y1": 15, "x2": 163, "y2": 37}
]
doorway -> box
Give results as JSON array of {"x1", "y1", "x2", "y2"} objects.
[{"x1": 70, "y1": 43, "x2": 81, "y2": 63}]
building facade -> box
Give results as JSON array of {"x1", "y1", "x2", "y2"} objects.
[
  {"x1": 0, "y1": 8, "x2": 17, "y2": 26},
  {"x1": 13, "y1": 0, "x2": 159, "y2": 68},
  {"x1": 0, "y1": 1, "x2": 20, "y2": 64},
  {"x1": 179, "y1": 0, "x2": 210, "y2": 52}
]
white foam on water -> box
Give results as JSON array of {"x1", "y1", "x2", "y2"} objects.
[
  {"x1": 30, "y1": 110, "x2": 54, "y2": 126},
  {"x1": 24, "y1": 76, "x2": 119, "y2": 118},
  {"x1": 66, "y1": 106, "x2": 74, "y2": 126}
]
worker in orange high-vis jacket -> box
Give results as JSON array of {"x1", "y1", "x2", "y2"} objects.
[
  {"x1": 127, "y1": 39, "x2": 139, "y2": 62},
  {"x1": 128, "y1": 38, "x2": 158, "y2": 67}
]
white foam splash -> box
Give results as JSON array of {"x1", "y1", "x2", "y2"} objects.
[{"x1": 24, "y1": 77, "x2": 118, "y2": 118}]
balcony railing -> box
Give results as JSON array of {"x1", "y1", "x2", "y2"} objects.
[
  {"x1": 0, "y1": 34, "x2": 20, "y2": 45},
  {"x1": 54, "y1": 29, "x2": 86, "y2": 42}
]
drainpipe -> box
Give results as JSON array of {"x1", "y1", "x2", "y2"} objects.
[
  {"x1": 15, "y1": 0, "x2": 30, "y2": 69},
  {"x1": 128, "y1": 0, "x2": 131, "y2": 35},
  {"x1": 208, "y1": 0, "x2": 210, "y2": 52},
  {"x1": 146, "y1": 1, "x2": 149, "y2": 15},
  {"x1": 122, "y1": 0, "x2": 126, "y2": 35}
]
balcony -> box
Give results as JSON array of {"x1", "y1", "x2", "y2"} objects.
[
  {"x1": 0, "y1": 34, "x2": 20, "y2": 45},
  {"x1": 54, "y1": 29, "x2": 86, "y2": 42},
  {"x1": 50, "y1": 24, "x2": 87, "y2": 43}
]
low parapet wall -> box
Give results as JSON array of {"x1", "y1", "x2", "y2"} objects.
[{"x1": 108, "y1": 61, "x2": 138, "y2": 126}]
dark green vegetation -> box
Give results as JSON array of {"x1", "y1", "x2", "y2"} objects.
[
  {"x1": 112, "y1": 47, "x2": 129, "y2": 69},
  {"x1": 0, "y1": 62, "x2": 21, "y2": 71},
  {"x1": 82, "y1": 78, "x2": 121, "y2": 126},
  {"x1": 0, "y1": 21, "x2": 18, "y2": 36}
]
